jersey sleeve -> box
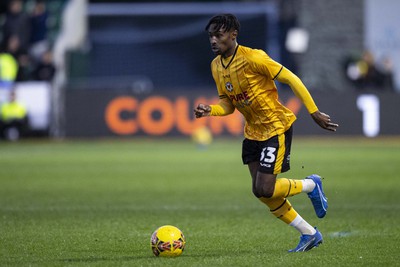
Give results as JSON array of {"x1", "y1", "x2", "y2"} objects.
[
  {"x1": 210, "y1": 95, "x2": 235, "y2": 116},
  {"x1": 275, "y1": 67, "x2": 318, "y2": 114},
  {"x1": 249, "y1": 49, "x2": 283, "y2": 80}
]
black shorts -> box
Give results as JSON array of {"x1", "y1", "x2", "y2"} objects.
[{"x1": 242, "y1": 126, "x2": 293, "y2": 174}]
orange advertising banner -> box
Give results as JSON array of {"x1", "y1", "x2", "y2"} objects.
[{"x1": 103, "y1": 95, "x2": 301, "y2": 136}]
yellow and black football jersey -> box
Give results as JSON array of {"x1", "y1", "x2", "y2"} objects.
[{"x1": 209, "y1": 45, "x2": 317, "y2": 141}]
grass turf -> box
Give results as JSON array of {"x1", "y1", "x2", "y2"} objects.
[{"x1": 0, "y1": 137, "x2": 399, "y2": 266}]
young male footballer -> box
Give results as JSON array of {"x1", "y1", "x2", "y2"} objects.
[{"x1": 194, "y1": 14, "x2": 339, "y2": 252}]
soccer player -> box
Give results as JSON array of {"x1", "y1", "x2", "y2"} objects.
[{"x1": 194, "y1": 14, "x2": 339, "y2": 252}]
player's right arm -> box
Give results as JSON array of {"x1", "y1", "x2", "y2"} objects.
[
  {"x1": 194, "y1": 103, "x2": 211, "y2": 118},
  {"x1": 195, "y1": 60, "x2": 236, "y2": 118},
  {"x1": 194, "y1": 96, "x2": 235, "y2": 118}
]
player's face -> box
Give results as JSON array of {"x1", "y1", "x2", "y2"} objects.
[{"x1": 207, "y1": 24, "x2": 237, "y2": 58}]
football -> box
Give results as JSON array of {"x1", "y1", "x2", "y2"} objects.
[{"x1": 150, "y1": 225, "x2": 186, "y2": 257}]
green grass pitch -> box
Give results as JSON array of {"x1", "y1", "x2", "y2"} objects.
[{"x1": 1, "y1": 137, "x2": 399, "y2": 266}]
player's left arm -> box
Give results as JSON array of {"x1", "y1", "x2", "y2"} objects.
[{"x1": 275, "y1": 67, "x2": 339, "y2": 131}]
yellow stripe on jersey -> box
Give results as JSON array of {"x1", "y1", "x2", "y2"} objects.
[{"x1": 274, "y1": 132, "x2": 286, "y2": 174}]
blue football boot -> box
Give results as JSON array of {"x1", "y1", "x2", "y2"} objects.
[
  {"x1": 288, "y1": 228, "x2": 323, "y2": 252},
  {"x1": 306, "y1": 174, "x2": 328, "y2": 218}
]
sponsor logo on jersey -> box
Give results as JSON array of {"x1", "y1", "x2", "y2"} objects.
[
  {"x1": 230, "y1": 91, "x2": 252, "y2": 107},
  {"x1": 230, "y1": 91, "x2": 249, "y2": 102},
  {"x1": 260, "y1": 163, "x2": 272, "y2": 168}
]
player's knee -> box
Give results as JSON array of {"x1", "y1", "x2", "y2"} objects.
[
  {"x1": 252, "y1": 187, "x2": 262, "y2": 198},
  {"x1": 262, "y1": 187, "x2": 275, "y2": 198},
  {"x1": 252, "y1": 185, "x2": 274, "y2": 199}
]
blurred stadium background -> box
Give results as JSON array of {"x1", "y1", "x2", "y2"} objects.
[{"x1": 1, "y1": 0, "x2": 400, "y2": 140}]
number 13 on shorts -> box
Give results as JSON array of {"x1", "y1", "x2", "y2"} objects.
[
  {"x1": 259, "y1": 141, "x2": 290, "y2": 174},
  {"x1": 260, "y1": 147, "x2": 276, "y2": 166}
]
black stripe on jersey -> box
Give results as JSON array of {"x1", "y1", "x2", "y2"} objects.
[
  {"x1": 219, "y1": 95, "x2": 227, "y2": 99},
  {"x1": 221, "y1": 45, "x2": 240, "y2": 69},
  {"x1": 272, "y1": 65, "x2": 283, "y2": 80}
]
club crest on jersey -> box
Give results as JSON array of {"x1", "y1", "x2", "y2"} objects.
[{"x1": 225, "y1": 82, "x2": 234, "y2": 92}]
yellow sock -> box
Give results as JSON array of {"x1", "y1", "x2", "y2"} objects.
[
  {"x1": 258, "y1": 178, "x2": 304, "y2": 225},
  {"x1": 272, "y1": 178, "x2": 303, "y2": 198},
  {"x1": 259, "y1": 197, "x2": 298, "y2": 224}
]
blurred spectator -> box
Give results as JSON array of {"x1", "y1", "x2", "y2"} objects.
[
  {"x1": 376, "y1": 56, "x2": 395, "y2": 91},
  {"x1": 6, "y1": 34, "x2": 32, "y2": 81},
  {"x1": 29, "y1": 0, "x2": 50, "y2": 62},
  {"x1": 0, "y1": 89, "x2": 28, "y2": 141},
  {"x1": 0, "y1": 0, "x2": 59, "y2": 86},
  {"x1": 0, "y1": 44, "x2": 18, "y2": 90},
  {"x1": 357, "y1": 50, "x2": 381, "y2": 89},
  {"x1": 345, "y1": 50, "x2": 395, "y2": 91},
  {"x1": 1, "y1": 0, "x2": 32, "y2": 52},
  {"x1": 32, "y1": 49, "x2": 55, "y2": 81}
]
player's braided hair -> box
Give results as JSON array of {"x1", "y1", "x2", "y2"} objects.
[{"x1": 205, "y1": 13, "x2": 241, "y2": 33}]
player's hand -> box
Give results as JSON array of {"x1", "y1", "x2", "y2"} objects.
[
  {"x1": 194, "y1": 104, "x2": 211, "y2": 118},
  {"x1": 311, "y1": 110, "x2": 339, "y2": 132}
]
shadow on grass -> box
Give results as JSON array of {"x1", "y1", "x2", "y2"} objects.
[
  {"x1": 59, "y1": 252, "x2": 239, "y2": 264},
  {"x1": 60, "y1": 256, "x2": 149, "y2": 263}
]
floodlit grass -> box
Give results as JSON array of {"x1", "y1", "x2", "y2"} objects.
[{"x1": 0, "y1": 137, "x2": 399, "y2": 266}]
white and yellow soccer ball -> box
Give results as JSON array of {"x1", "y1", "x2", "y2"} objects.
[{"x1": 150, "y1": 225, "x2": 186, "y2": 257}]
